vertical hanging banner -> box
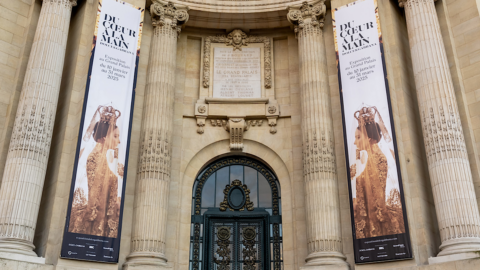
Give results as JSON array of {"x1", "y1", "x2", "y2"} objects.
[
  {"x1": 333, "y1": 0, "x2": 412, "y2": 264},
  {"x1": 61, "y1": 0, "x2": 143, "y2": 263}
]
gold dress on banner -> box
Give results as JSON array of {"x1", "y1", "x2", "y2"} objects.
[
  {"x1": 68, "y1": 105, "x2": 122, "y2": 238},
  {"x1": 84, "y1": 144, "x2": 120, "y2": 238},
  {"x1": 352, "y1": 106, "x2": 406, "y2": 239}
]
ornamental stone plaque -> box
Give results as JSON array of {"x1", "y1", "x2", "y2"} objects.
[{"x1": 213, "y1": 47, "x2": 261, "y2": 98}]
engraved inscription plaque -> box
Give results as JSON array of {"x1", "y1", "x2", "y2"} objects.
[{"x1": 213, "y1": 47, "x2": 261, "y2": 98}]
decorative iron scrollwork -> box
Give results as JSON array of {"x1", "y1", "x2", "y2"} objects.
[
  {"x1": 273, "y1": 223, "x2": 281, "y2": 269},
  {"x1": 220, "y1": 179, "x2": 254, "y2": 212},
  {"x1": 192, "y1": 223, "x2": 200, "y2": 270},
  {"x1": 242, "y1": 227, "x2": 257, "y2": 270},
  {"x1": 194, "y1": 158, "x2": 280, "y2": 215},
  {"x1": 214, "y1": 227, "x2": 231, "y2": 270}
]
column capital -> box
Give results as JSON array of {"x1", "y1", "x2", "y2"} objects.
[
  {"x1": 42, "y1": 0, "x2": 77, "y2": 7},
  {"x1": 287, "y1": 0, "x2": 326, "y2": 35},
  {"x1": 398, "y1": 0, "x2": 437, "y2": 8},
  {"x1": 150, "y1": 0, "x2": 189, "y2": 33}
]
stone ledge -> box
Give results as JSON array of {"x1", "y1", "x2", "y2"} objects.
[
  {"x1": 0, "y1": 256, "x2": 52, "y2": 270},
  {"x1": 205, "y1": 98, "x2": 269, "y2": 104},
  {"x1": 300, "y1": 264, "x2": 350, "y2": 270},
  {"x1": 428, "y1": 252, "x2": 480, "y2": 265},
  {"x1": 0, "y1": 252, "x2": 46, "y2": 264}
]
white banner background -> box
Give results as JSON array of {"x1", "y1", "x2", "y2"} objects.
[{"x1": 73, "y1": 0, "x2": 142, "y2": 199}]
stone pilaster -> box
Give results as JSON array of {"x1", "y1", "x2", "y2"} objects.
[
  {"x1": 123, "y1": 1, "x2": 188, "y2": 269},
  {"x1": 287, "y1": 1, "x2": 349, "y2": 268},
  {"x1": 399, "y1": 0, "x2": 480, "y2": 263},
  {"x1": 0, "y1": 0, "x2": 76, "y2": 257}
]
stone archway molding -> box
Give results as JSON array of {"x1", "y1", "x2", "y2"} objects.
[{"x1": 172, "y1": 139, "x2": 298, "y2": 269}]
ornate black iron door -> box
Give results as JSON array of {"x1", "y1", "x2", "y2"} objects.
[{"x1": 208, "y1": 218, "x2": 266, "y2": 270}]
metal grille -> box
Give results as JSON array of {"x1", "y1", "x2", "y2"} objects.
[{"x1": 209, "y1": 219, "x2": 264, "y2": 270}]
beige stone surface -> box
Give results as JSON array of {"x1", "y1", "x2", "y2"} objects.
[
  {"x1": 124, "y1": 0, "x2": 189, "y2": 268},
  {"x1": 0, "y1": 0, "x2": 41, "y2": 186},
  {"x1": 0, "y1": 258, "x2": 53, "y2": 270},
  {"x1": 32, "y1": 0, "x2": 151, "y2": 268},
  {"x1": 436, "y1": 0, "x2": 480, "y2": 218},
  {"x1": 0, "y1": 0, "x2": 477, "y2": 269},
  {"x1": 400, "y1": 0, "x2": 480, "y2": 259},
  {"x1": 287, "y1": 0, "x2": 348, "y2": 267},
  {"x1": 0, "y1": 0, "x2": 76, "y2": 257}
]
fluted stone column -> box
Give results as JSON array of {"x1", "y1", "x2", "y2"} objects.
[
  {"x1": 123, "y1": 1, "x2": 188, "y2": 269},
  {"x1": 0, "y1": 0, "x2": 76, "y2": 257},
  {"x1": 288, "y1": 1, "x2": 349, "y2": 269},
  {"x1": 399, "y1": 0, "x2": 480, "y2": 263}
]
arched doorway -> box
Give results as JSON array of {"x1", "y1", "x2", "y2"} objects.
[{"x1": 189, "y1": 156, "x2": 283, "y2": 269}]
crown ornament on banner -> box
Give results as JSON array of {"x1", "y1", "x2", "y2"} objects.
[
  {"x1": 83, "y1": 105, "x2": 121, "y2": 142},
  {"x1": 354, "y1": 106, "x2": 392, "y2": 143}
]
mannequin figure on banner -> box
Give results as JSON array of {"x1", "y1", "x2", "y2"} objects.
[
  {"x1": 69, "y1": 105, "x2": 124, "y2": 238},
  {"x1": 350, "y1": 106, "x2": 405, "y2": 239}
]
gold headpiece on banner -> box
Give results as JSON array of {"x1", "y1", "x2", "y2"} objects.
[
  {"x1": 83, "y1": 105, "x2": 121, "y2": 142},
  {"x1": 354, "y1": 106, "x2": 392, "y2": 143}
]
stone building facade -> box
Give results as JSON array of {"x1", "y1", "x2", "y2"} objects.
[{"x1": 0, "y1": 0, "x2": 480, "y2": 269}]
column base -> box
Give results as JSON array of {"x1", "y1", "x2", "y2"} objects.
[
  {"x1": 123, "y1": 251, "x2": 171, "y2": 270},
  {"x1": 123, "y1": 264, "x2": 171, "y2": 270},
  {"x1": 437, "y1": 237, "x2": 480, "y2": 256},
  {"x1": 0, "y1": 238, "x2": 38, "y2": 257},
  {"x1": 302, "y1": 251, "x2": 350, "y2": 269},
  {"x1": 300, "y1": 265, "x2": 349, "y2": 270},
  {"x1": 428, "y1": 237, "x2": 480, "y2": 264}
]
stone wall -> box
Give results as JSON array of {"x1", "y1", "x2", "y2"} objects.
[
  {"x1": 0, "y1": 0, "x2": 41, "y2": 185},
  {"x1": 32, "y1": 0, "x2": 151, "y2": 269},
  {"x1": 0, "y1": 0, "x2": 478, "y2": 269},
  {"x1": 436, "y1": 0, "x2": 480, "y2": 211}
]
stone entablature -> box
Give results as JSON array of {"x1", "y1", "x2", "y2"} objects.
[{"x1": 164, "y1": 0, "x2": 307, "y2": 13}]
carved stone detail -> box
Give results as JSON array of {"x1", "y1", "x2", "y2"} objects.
[
  {"x1": 226, "y1": 29, "x2": 248, "y2": 51},
  {"x1": 0, "y1": 0, "x2": 75, "y2": 256},
  {"x1": 203, "y1": 29, "x2": 272, "y2": 89},
  {"x1": 398, "y1": 0, "x2": 437, "y2": 8},
  {"x1": 267, "y1": 117, "x2": 278, "y2": 134},
  {"x1": 224, "y1": 118, "x2": 249, "y2": 150},
  {"x1": 267, "y1": 105, "x2": 277, "y2": 114},
  {"x1": 210, "y1": 119, "x2": 263, "y2": 128},
  {"x1": 197, "y1": 105, "x2": 206, "y2": 114},
  {"x1": 196, "y1": 116, "x2": 206, "y2": 134},
  {"x1": 287, "y1": 0, "x2": 326, "y2": 38},
  {"x1": 210, "y1": 119, "x2": 227, "y2": 127},
  {"x1": 150, "y1": 0, "x2": 189, "y2": 36},
  {"x1": 247, "y1": 120, "x2": 263, "y2": 126}
]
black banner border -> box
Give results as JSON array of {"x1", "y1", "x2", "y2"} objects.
[
  {"x1": 60, "y1": 7, "x2": 143, "y2": 263},
  {"x1": 334, "y1": 1, "x2": 413, "y2": 264}
]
